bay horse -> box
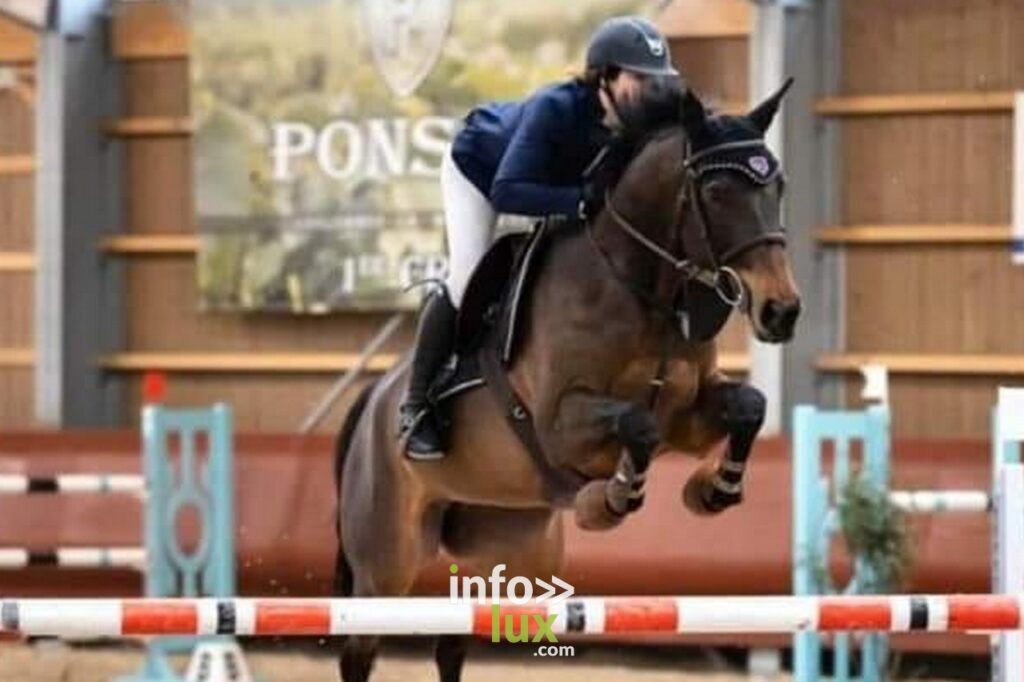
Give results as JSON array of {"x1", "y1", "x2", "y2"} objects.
[{"x1": 334, "y1": 80, "x2": 801, "y2": 681}]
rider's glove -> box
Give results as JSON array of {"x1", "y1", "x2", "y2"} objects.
[{"x1": 578, "y1": 182, "x2": 603, "y2": 222}]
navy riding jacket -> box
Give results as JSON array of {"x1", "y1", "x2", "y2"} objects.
[{"x1": 450, "y1": 80, "x2": 609, "y2": 218}]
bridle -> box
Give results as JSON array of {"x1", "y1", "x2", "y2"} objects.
[
  {"x1": 586, "y1": 136, "x2": 788, "y2": 409},
  {"x1": 590, "y1": 138, "x2": 787, "y2": 316}
]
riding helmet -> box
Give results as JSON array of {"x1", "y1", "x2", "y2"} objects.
[{"x1": 585, "y1": 16, "x2": 678, "y2": 77}]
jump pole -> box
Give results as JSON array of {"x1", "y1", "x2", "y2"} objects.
[
  {"x1": 994, "y1": 388, "x2": 1024, "y2": 682},
  {"x1": 2, "y1": 595, "x2": 1024, "y2": 638}
]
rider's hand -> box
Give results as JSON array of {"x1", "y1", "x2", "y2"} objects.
[{"x1": 578, "y1": 182, "x2": 602, "y2": 222}]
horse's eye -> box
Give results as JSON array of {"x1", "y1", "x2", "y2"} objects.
[{"x1": 702, "y1": 179, "x2": 733, "y2": 203}]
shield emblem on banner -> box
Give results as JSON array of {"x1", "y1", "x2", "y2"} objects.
[
  {"x1": 361, "y1": 0, "x2": 455, "y2": 97},
  {"x1": 749, "y1": 156, "x2": 770, "y2": 177}
]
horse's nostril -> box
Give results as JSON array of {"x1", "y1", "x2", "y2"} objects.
[
  {"x1": 760, "y1": 300, "x2": 782, "y2": 330},
  {"x1": 761, "y1": 299, "x2": 801, "y2": 335},
  {"x1": 780, "y1": 301, "x2": 801, "y2": 328}
]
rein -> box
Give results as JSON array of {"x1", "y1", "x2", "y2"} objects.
[{"x1": 602, "y1": 190, "x2": 742, "y2": 304}]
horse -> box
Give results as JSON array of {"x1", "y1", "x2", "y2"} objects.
[{"x1": 333, "y1": 80, "x2": 801, "y2": 682}]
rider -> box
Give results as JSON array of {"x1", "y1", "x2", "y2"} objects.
[{"x1": 400, "y1": 16, "x2": 680, "y2": 460}]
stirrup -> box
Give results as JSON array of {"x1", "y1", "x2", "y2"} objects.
[
  {"x1": 399, "y1": 406, "x2": 445, "y2": 461},
  {"x1": 398, "y1": 404, "x2": 425, "y2": 435}
]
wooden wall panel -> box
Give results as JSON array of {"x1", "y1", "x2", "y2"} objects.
[
  {"x1": 0, "y1": 174, "x2": 32, "y2": 250},
  {"x1": 844, "y1": 376, "x2": 1008, "y2": 439},
  {"x1": 0, "y1": 87, "x2": 33, "y2": 154},
  {"x1": 0, "y1": 89, "x2": 34, "y2": 251},
  {"x1": 842, "y1": 0, "x2": 1024, "y2": 95},
  {"x1": 121, "y1": 61, "x2": 191, "y2": 235},
  {"x1": 125, "y1": 260, "x2": 414, "y2": 354},
  {"x1": 123, "y1": 139, "x2": 193, "y2": 234},
  {"x1": 122, "y1": 374, "x2": 375, "y2": 433},
  {"x1": 846, "y1": 247, "x2": 1024, "y2": 354},
  {"x1": 658, "y1": 0, "x2": 751, "y2": 40},
  {"x1": 122, "y1": 60, "x2": 189, "y2": 116},
  {"x1": 840, "y1": 116, "x2": 1010, "y2": 225},
  {"x1": 0, "y1": 273, "x2": 32, "y2": 347},
  {"x1": 0, "y1": 369, "x2": 32, "y2": 428},
  {"x1": 841, "y1": 115, "x2": 1021, "y2": 360},
  {"x1": 671, "y1": 38, "x2": 748, "y2": 106},
  {"x1": 0, "y1": 57, "x2": 33, "y2": 428},
  {"x1": 111, "y1": 0, "x2": 188, "y2": 62},
  {"x1": 0, "y1": 18, "x2": 36, "y2": 64},
  {"x1": 834, "y1": 0, "x2": 1024, "y2": 438}
]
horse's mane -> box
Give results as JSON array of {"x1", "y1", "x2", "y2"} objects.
[
  {"x1": 594, "y1": 77, "x2": 688, "y2": 193},
  {"x1": 592, "y1": 79, "x2": 763, "y2": 196}
]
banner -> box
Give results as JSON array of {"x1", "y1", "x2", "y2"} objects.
[{"x1": 192, "y1": 0, "x2": 655, "y2": 312}]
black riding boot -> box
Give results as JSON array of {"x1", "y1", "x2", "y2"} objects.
[{"x1": 399, "y1": 291, "x2": 457, "y2": 460}]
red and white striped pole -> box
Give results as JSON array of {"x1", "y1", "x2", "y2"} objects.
[{"x1": 2, "y1": 595, "x2": 1023, "y2": 638}]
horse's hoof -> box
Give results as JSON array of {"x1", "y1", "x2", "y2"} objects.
[
  {"x1": 682, "y1": 474, "x2": 742, "y2": 516},
  {"x1": 705, "y1": 486, "x2": 743, "y2": 513}
]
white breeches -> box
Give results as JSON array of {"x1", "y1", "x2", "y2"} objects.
[{"x1": 441, "y1": 148, "x2": 498, "y2": 308}]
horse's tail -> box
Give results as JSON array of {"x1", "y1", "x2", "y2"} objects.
[{"x1": 333, "y1": 379, "x2": 378, "y2": 598}]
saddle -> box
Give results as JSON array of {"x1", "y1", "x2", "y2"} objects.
[
  {"x1": 428, "y1": 219, "x2": 551, "y2": 405},
  {"x1": 425, "y1": 217, "x2": 588, "y2": 502}
]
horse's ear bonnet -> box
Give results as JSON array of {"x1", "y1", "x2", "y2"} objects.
[{"x1": 685, "y1": 142, "x2": 781, "y2": 186}]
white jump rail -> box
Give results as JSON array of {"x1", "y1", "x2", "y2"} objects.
[
  {"x1": 888, "y1": 489, "x2": 992, "y2": 513},
  {"x1": 0, "y1": 547, "x2": 146, "y2": 569},
  {"x1": 0, "y1": 474, "x2": 146, "y2": 495},
  {"x1": 2, "y1": 595, "x2": 1024, "y2": 638}
]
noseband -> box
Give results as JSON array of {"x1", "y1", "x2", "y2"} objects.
[{"x1": 598, "y1": 138, "x2": 786, "y2": 313}]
